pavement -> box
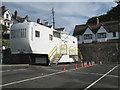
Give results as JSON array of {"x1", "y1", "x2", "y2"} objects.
[{"x1": 0, "y1": 63, "x2": 119, "y2": 89}]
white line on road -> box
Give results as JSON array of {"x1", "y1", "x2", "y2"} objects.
[
  {"x1": 0, "y1": 64, "x2": 94, "y2": 87},
  {"x1": 0, "y1": 69, "x2": 27, "y2": 72},
  {"x1": 84, "y1": 64, "x2": 119, "y2": 90},
  {"x1": 72, "y1": 71, "x2": 119, "y2": 78}
]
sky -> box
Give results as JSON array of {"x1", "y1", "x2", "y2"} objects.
[{"x1": 2, "y1": 1, "x2": 117, "y2": 35}]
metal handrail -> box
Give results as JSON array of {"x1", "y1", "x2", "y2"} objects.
[
  {"x1": 69, "y1": 46, "x2": 77, "y2": 55},
  {"x1": 48, "y1": 46, "x2": 57, "y2": 60},
  {"x1": 55, "y1": 44, "x2": 67, "y2": 63},
  {"x1": 77, "y1": 48, "x2": 83, "y2": 60}
]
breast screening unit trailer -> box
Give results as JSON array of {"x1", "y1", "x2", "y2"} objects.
[{"x1": 10, "y1": 21, "x2": 79, "y2": 65}]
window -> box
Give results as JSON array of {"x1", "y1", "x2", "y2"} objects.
[
  {"x1": 35, "y1": 31, "x2": 40, "y2": 37},
  {"x1": 84, "y1": 34, "x2": 92, "y2": 40},
  {"x1": 8, "y1": 23, "x2": 10, "y2": 28},
  {"x1": 97, "y1": 33, "x2": 106, "y2": 38},
  {"x1": 4, "y1": 22, "x2": 6, "y2": 25},
  {"x1": 6, "y1": 14, "x2": 9, "y2": 18},
  {"x1": 77, "y1": 36, "x2": 79, "y2": 41},
  {"x1": 11, "y1": 30, "x2": 15, "y2": 38},
  {"x1": 49, "y1": 34, "x2": 53, "y2": 40},
  {"x1": 113, "y1": 32, "x2": 116, "y2": 37},
  {"x1": 11, "y1": 28, "x2": 26, "y2": 39},
  {"x1": 21, "y1": 29, "x2": 26, "y2": 38},
  {"x1": 53, "y1": 31, "x2": 61, "y2": 38}
]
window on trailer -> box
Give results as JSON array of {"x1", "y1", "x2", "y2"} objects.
[
  {"x1": 11, "y1": 30, "x2": 15, "y2": 38},
  {"x1": 35, "y1": 31, "x2": 40, "y2": 37},
  {"x1": 53, "y1": 31, "x2": 61, "y2": 38},
  {"x1": 49, "y1": 34, "x2": 53, "y2": 40}
]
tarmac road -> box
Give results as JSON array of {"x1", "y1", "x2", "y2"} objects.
[{"x1": 0, "y1": 63, "x2": 119, "y2": 89}]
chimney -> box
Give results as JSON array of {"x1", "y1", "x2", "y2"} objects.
[
  {"x1": 25, "y1": 15, "x2": 29, "y2": 21},
  {"x1": 14, "y1": 10, "x2": 18, "y2": 18},
  {"x1": 1, "y1": 6, "x2": 6, "y2": 12},
  {"x1": 97, "y1": 17, "x2": 99, "y2": 25},
  {"x1": 45, "y1": 22, "x2": 49, "y2": 26},
  {"x1": 37, "y1": 18, "x2": 41, "y2": 24}
]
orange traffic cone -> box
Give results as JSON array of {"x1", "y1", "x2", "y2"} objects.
[
  {"x1": 100, "y1": 61, "x2": 103, "y2": 65},
  {"x1": 89, "y1": 61, "x2": 91, "y2": 66},
  {"x1": 63, "y1": 65, "x2": 66, "y2": 71},
  {"x1": 75, "y1": 64, "x2": 77, "y2": 69},
  {"x1": 81, "y1": 63, "x2": 84, "y2": 68}
]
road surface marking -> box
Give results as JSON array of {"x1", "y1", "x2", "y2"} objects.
[
  {"x1": 0, "y1": 64, "x2": 94, "y2": 87},
  {"x1": 84, "y1": 64, "x2": 119, "y2": 90},
  {"x1": 0, "y1": 64, "x2": 29, "y2": 67},
  {"x1": 72, "y1": 71, "x2": 119, "y2": 78},
  {"x1": 0, "y1": 69, "x2": 27, "y2": 72}
]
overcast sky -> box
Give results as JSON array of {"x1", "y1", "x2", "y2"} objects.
[{"x1": 2, "y1": 2, "x2": 117, "y2": 34}]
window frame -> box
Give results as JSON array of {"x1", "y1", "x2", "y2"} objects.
[
  {"x1": 84, "y1": 34, "x2": 92, "y2": 40},
  {"x1": 97, "y1": 33, "x2": 106, "y2": 38},
  {"x1": 6, "y1": 14, "x2": 9, "y2": 18},
  {"x1": 113, "y1": 32, "x2": 116, "y2": 37},
  {"x1": 35, "y1": 30, "x2": 40, "y2": 38},
  {"x1": 49, "y1": 34, "x2": 53, "y2": 40}
]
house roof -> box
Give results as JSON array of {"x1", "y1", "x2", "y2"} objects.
[
  {"x1": 73, "y1": 24, "x2": 87, "y2": 36},
  {"x1": 73, "y1": 20, "x2": 120, "y2": 36},
  {"x1": 2, "y1": 9, "x2": 12, "y2": 17},
  {"x1": 46, "y1": 25, "x2": 52, "y2": 28},
  {"x1": 12, "y1": 15, "x2": 31, "y2": 23},
  {"x1": 101, "y1": 21, "x2": 120, "y2": 32},
  {"x1": 88, "y1": 23, "x2": 102, "y2": 34},
  {"x1": 2, "y1": 10, "x2": 7, "y2": 15},
  {"x1": 55, "y1": 28, "x2": 65, "y2": 31}
]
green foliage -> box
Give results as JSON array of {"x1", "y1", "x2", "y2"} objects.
[
  {"x1": 1, "y1": 24, "x2": 8, "y2": 33},
  {"x1": 2, "y1": 39, "x2": 10, "y2": 48}
]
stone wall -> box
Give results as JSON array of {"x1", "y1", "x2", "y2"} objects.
[{"x1": 79, "y1": 42, "x2": 119, "y2": 64}]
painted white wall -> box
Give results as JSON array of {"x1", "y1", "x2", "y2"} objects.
[
  {"x1": 83, "y1": 28, "x2": 94, "y2": 43},
  {"x1": 10, "y1": 22, "x2": 77, "y2": 57},
  {"x1": 10, "y1": 22, "x2": 31, "y2": 54},
  {"x1": 96, "y1": 26, "x2": 108, "y2": 42},
  {"x1": 3, "y1": 10, "x2": 12, "y2": 20},
  {"x1": 2, "y1": 10, "x2": 13, "y2": 29},
  {"x1": 59, "y1": 55, "x2": 74, "y2": 63},
  {"x1": 107, "y1": 32, "x2": 119, "y2": 40}
]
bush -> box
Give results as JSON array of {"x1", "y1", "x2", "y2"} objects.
[{"x1": 2, "y1": 39, "x2": 10, "y2": 48}]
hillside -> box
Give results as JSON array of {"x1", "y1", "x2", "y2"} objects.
[{"x1": 86, "y1": 4, "x2": 120, "y2": 25}]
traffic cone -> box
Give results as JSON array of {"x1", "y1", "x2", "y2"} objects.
[
  {"x1": 75, "y1": 64, "x2": 77, "y2": 69},
  {"x1": 89, "y1": 61, "x2": 91, "y2": 66},
  {"x1": 100, "y1": 61, "x2": 103, "y2": 65},
  {"x1": 92, "y1": 61, "x2": 94, "y2": 65},
  {"x1": 84, "y1": 61, "x2": 87, "y2": 67},
  {"x1": 63, "y1": 65, "x2": 66, "y2": 71},
  {"x1": 81, "y1": 63, "x2": 84, "y2": 68}
]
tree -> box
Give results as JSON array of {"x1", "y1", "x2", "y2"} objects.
[{"x1": 1, "y1": 24, "x2": 8, "y2": 35}]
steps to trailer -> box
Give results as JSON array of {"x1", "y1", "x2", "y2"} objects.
[{"x1": 48, "y1": 44, "x2": 83, "y2": 65}]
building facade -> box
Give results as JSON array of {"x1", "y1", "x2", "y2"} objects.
[
  {"x1": 73, "y1": 21, "x2": 120, "y2": 44},
  {"x1": 0, "y1": 6, "x2": 13, "y2": 33}
]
